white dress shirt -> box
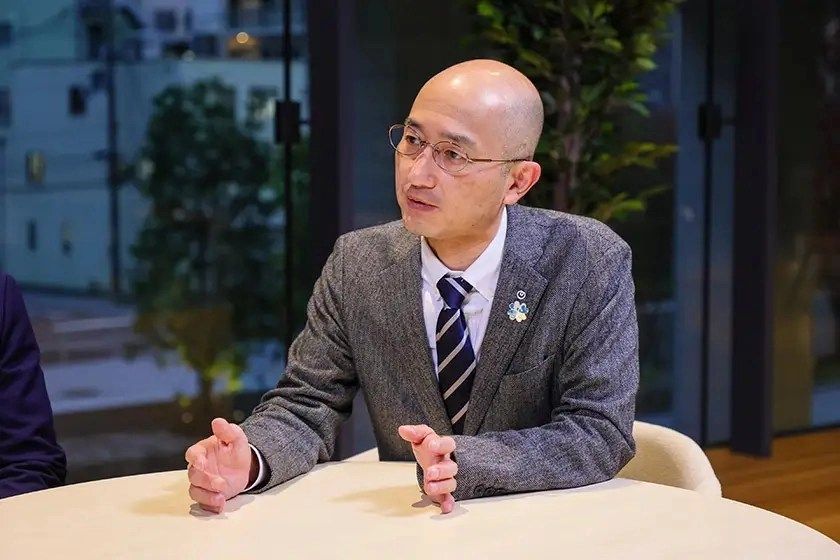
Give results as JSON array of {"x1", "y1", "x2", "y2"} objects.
[
  {"x1": 420, "y1": 206, "x2": 507, "y2": 373},
  {"x1": 245, "y1": 208, "x2": 508, "y2": 491}
]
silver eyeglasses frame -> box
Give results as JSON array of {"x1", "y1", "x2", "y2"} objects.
[{"x1": 388, "y1": 123, "x2": 530, "y2": 174}]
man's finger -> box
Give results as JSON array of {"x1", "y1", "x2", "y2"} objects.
[
  {"x1": 439, "y1": 493, "x2": 455, "y2": 514},
  {"x1": 425, "y1": 477, "x2": 457, "y2": 496},
  {"x1": 226, "y1": 422, "x2": 249, "y2": 453},
  {"x1": 397, "y1": 424, "x2": 434, "y2": 445},
  {"x1": 211, "y1": 418, "x2": 245, "y2": 445},
  {"x1": 184, "y1": 442, "x2": 208, "y2": 471},
  {"x1": 189, "y1": 484, "x2": 225, "y2": 513},
  {"x1": 187, "y1": 465, "x2": 225, "y2": 492},
  {"x1": 425, "y1": 459, "x2": 458, "y2": 481},
  {"x1": 429, "y1": 492, "x2": 456, "y2": 514},
  {"x1": 424, "y1": 434, "x2": 456, "y2": 456}
]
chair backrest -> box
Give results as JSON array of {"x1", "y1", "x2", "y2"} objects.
[
  {"x1": 345, "y1": 422, "x2": 722, "y2": 497},
  {"x1": 617, "y1": 421, "x2": 722, "y2": 497},
  {"x1": 345, "y1": 447, "x2": 379, "y2": 462}
]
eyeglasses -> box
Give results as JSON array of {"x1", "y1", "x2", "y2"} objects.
[{"x1": 388, "y1": 123, "x2": 529, "y2": 174}]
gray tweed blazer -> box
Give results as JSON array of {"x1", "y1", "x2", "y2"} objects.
[{"x1": 241, "y1": 203, "x2": 639, "y2": 500}]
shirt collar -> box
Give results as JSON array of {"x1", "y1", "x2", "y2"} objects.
[{"x1": 420, "y1": 206, "x2": 507, "y2": 302}]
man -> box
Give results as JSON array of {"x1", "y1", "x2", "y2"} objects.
[
  {"x1": 186, "y1": 59, "x2": 638, "y2": 514},
  {"x1": 0, "y1": 273, "x2": 67, "y2": 498}
]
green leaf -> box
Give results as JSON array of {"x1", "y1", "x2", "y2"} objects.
[
  {"x1": 484, "y1": 26, "x2": 516, "y2": 45},
  {"x1": 592, "y1": 2, "x2": 611, "y2": 20},
  {"x1": 611, "y1": 198, "x2": 646, "y2": 217},
  {"x1": 626, "y1": 99, "x2": 651, "y2": 117},
  {"x1": 634, "y1": 33, "x2": 657, "y2": 57},
  {"x1": 603, "y1": 38, "x2": 623, "y2": 53},
  {"x1": 570, "y1": 4, "x2": 591, "y2": 25},
  {"x1": 580, "y1": 83, "x2": 606, "y2": 105},
  {"x1": 592, "y1": 194, "x2": 646, "y2": 223},
  {"x1": 639, "y1": 184, "x2": 672, "y2": 201},
  {"x1": 477, "y1": 1, "x2": 503, "y2": 25},
  {"x1": 476, "y1": 1, "x2": 496, "y2": 17},
  {"x1": 635, "y1": 57, "x2": 658, "y2": 71},
  {"x1": 518, "y1": 49, "x2": 553, "y2": 77},
  {"x1": 616, "y1": 81, "x2": 639, "y2": 94}
]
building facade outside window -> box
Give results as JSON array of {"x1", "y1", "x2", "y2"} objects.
[{"x1": 25, "y1": 151, "x2": 45, "y2": 185}]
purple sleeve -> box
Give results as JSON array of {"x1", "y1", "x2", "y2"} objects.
[{"x1": 0, "y1": 273, "x2": 66, "y2": 498}]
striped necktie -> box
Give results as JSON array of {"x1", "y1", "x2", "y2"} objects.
[{"x1": 435, "y1": 274, "x2": 477, "y2": 435}]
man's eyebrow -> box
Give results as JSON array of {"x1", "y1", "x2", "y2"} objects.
[{"x1": 404, "y1": 117, "x2": 477, "y2": 149}]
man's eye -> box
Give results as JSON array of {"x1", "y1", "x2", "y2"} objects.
[
  {"x1": 444, "y1": 149, "x2": 465, "y2": 162},
  {"x1": 405, "y1": 134, "x2": 422, "y2": 145}
]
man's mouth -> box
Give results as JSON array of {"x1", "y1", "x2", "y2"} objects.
[{"x1": 406, "y1": 193, "x2": 436, "y2": 208}]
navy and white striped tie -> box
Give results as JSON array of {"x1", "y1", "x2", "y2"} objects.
[{"x1": 435, "y1": 274, "x2": 477, "y2": 435}]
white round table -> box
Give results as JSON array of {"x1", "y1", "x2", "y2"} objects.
[{"x1": 1, "y1": 462, "x2": 837, "y2": 559}]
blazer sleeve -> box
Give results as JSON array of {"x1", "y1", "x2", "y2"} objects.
[
  {"x1": 239, "y1": 235, "x2": 358, "y2": 491},
  {"x1": 0, "y1": 274, "x2": 67, "y2": 498},
  {"x1": 445, "y1": 242, "x2": 638, "y2": 501}
]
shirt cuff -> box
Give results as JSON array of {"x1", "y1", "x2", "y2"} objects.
[{"x1": 242, "y1": 444, "x2": 267, "y2": 492}]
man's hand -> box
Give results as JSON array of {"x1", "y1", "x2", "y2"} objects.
[
  {"x1": 184, "y1": 418, "x2": 255, "y2": 513},
  {"x1": 398, "y1": 424, "x2": 458, "y2": 514}
]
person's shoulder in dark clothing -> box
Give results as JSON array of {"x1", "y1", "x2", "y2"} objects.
[{"x1": 0, "y1": 272, "x2": 66, "y2": 499}]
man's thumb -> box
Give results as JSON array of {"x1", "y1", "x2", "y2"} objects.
[
  {"x1": 398, "y1": 424, "x2": 432, "y2": 444},
  {"x1": 211, "y1": 417, "x2": 238, "y2": 444}
]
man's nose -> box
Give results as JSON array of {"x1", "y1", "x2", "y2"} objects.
[{"x1": 405, "y1": 145, "x2": 439, "y2": 186}]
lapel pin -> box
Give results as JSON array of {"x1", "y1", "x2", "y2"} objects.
[
  {"x1": 517, "y1": 290, "x2": 526, "y2": 299},
  {"x1": 507, "y1": 300, "x2": 529, "y2": 322}
]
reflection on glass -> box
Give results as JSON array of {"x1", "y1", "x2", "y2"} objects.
[
  {"x1": 775, "y1": 0, "x2": 840, "y2": 430},
  {"x1": 614, "y1": 21, "x2": 679, "y2": 424},
  {"x1": 0, "y1": 1, "x2": 309, "y2": 482}
]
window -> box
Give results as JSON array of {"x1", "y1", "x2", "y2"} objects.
[
  {"x1": 0, "y1": 22, "x2": 11, "y2": 47},
  {"x1": 87, "y1": 23, "x2": 105, "y2": 60},
  {"x1": 26, "y1": 221, "x2": 37, "y2": 252},
  {"x1": 60, "y1": 221, "x2": 73, "y2": 255},
  {"x1": 0, "y1": 0, "x2": 307, "y2": 489},
  {"x1": 192, "y1": 35, "x2": 219, "y2": 58},
  {"x1": 69, "y1": 86, "x2": 86, "y2": 116},
  {"x1": 227, "y1": 33, "x2": 260, "y2": 59},
  {"x1": 90, "y1": 69, "x2": 106, "y2": 91},
  {"x1": 26, "y1": 151, "x2": 46, "y2": 185},
  {"x1": 162, "y1": 41, "x2": 190, "y2": 58},
  {"x1": 154, "y1": 9, "x2": 177, "y2": 32},
  {"x1": 248, "y1": 86, "x2": 278, "y2": 123},
  {"x1": 241, "y1": 34, "x2": 303, "y2": 61},
  {"x1": 0, "y1": 88, "x2": 9, "y2": 126},
  {"x1": 260, "y1": 35, "x2": 283, "y2": 60},
  {"x1": 121, "y1": 38, "x2": 143, "y2": 62}
]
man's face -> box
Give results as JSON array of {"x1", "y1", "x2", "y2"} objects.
[{"x1": 394, "y1": 84, "x2": 512, "y2": 243}]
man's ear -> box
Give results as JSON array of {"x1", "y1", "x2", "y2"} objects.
[{"x1": 503, "y1": 161, "x2": 541, "y2": 205}]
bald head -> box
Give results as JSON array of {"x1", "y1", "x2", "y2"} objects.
[
  {"x1": 396, "y1": 60, "x2": 544, "y2": 248},
  {"x1": 414, "y1": 59, "x2": 544, "y2": 158}
]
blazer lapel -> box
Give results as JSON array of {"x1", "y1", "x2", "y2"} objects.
[
  {"x1": 463, "y1": 205, "x2": 548, "y2": 435},
  {"x1": 376, "y1": 236, "x2": 452, "y2": 435}
]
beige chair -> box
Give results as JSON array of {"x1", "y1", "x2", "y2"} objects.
[
  {"x1": 345, "y1": 447, "x2": 379, "y2": 462},
  {"x1": 617, "y1": 421, "x2": 722, "y2": 497},
  {"x1": 344, "y1": 421, "x2": 722, "y2": 498}
]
